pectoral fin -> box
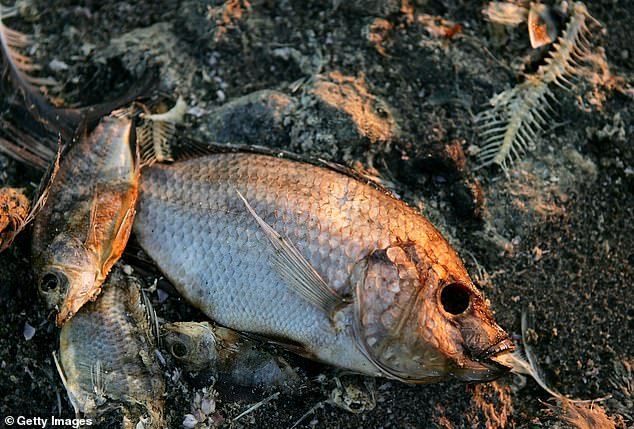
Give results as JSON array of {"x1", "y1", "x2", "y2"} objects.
[
  {"x1": 84, "y1": 184, "x2": 137, "y2": 279},
  {"x1": 235, "y1": 190, "x2": 347, "y2": 317}
]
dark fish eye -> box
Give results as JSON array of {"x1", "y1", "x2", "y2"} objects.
[
  {"x1": 40, "y1": 273, "x2": 60, "y2": 292},
  {"x1": 440, "y1": 283, "x2": 471, "y2": 315},
  {"x1": 170, "y1": 341, "x2": 189, "y2": 359}
]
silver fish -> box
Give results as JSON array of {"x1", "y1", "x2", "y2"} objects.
[{"x1": 134, "y1": 150, "x2": 514, "y2": 383}]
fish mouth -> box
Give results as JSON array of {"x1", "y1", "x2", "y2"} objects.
[
  {"x1": 56, "y1": 301, "x2": 80, "y2": 326},
  {"x1": 55, "y1": 276, "x2": 102, "y2": 326},
  {"x1": 450, "y1": 338, "x2": 516, "y2": 382},
  {"x1": 476, "y1": 337, "x2": 516, "y2": 361},
  {"x1": 56, "y1": 291, "x2": 96, "y2": 326}
]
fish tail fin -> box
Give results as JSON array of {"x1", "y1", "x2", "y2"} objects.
[
  {"x1": 1, "y1": 7, "x2": 159, "y2": 140},
  {"x1": 0, "y1": 7, "x2": 82, "y2": 137},
  {"x1": 0, "y1": 115, "x2": 57, "y2": 170}
]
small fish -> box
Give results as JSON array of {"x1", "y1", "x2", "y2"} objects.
[
  {"x1": 57, "y1": 264, "x2": 164, "y2": 426},
  {"x1": 32, "y1": 114, "x2": 140, "y2": 326},
  {"x1": 134, "y1": 148, "x2": 514, "y2": 383},
  {"x1": 163, "y1": 321, "x2": 299, "y2": 389},
  {"x1": 0, "y1": 187, "x2": 29, "y2": 250}
]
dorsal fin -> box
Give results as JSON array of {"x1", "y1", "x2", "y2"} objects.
[{"x1": 169, "y1": 136, "x2": 394, "y2": 195}]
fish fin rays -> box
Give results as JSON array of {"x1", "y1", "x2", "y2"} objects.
[
  {"x1": 136, "y1": 98, "x2": 187, "y2": 167},
  {"x1": 100, "y1": 204, "x2": 136, "y2": 276},
  {"x1": 235, "y1": 190, "x2": 348, "y2": 318},
  {"x1": 1, "y1": 9, "x2": 158, "y2": 142},
  {"x1": 86, "y1": 191, "x2": 136, "y2": 278},
  {"x1": 243, "y1": 332, "x2": 318, "y2": 360}
]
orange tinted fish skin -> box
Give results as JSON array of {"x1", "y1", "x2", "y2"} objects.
[
  {"x1": 0, "y1": 187, "x2": 29, "y2": 251},
  {"x1": 32, "y1": 115, "x2": 139, "y2": 326}
]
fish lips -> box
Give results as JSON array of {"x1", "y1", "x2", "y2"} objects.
[
  {"x1": 450, "y1": 338, "x2": 516, "y2": 382},
  {"x1": 55, "y1": 270, "x2": 101, "y2": 326}
]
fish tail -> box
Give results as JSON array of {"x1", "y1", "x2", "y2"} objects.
[
  {"x1": 0, "y1": 115, "x2": 56, "y2": 170},
  {"x1": 0, "y1": 8, "x2": 82, "y2": 138},
  {"x1": 1, "y1": 6, "x2": 159, "y2": 142}
]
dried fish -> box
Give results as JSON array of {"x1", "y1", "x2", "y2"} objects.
[
  {"x1": 58, "y1": 264, "x2": 165, "y2": 428},
  {"x1": 32, "y1": 114, "x2": 140, "y2": 326}
]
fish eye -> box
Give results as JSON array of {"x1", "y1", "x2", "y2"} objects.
[
  {"x1": 40, "y1": 273, "x2": 60, "y2": 292},
  {"x1": 170, "y1": 341, "x2": 189, "y2": 359},
  {"x1": 440, "y1": 283, "x2": 471, "y2": 315}
]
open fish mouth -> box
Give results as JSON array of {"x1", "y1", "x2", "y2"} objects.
[
  {"x1": 477, "y1": 337, "x2": 516, "y2": 361},
  {"x1": 449, "y1": 338, "x2": 516, "y2": 382}
]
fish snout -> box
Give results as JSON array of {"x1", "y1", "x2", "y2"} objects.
[
  {"x1": 55, "y1": 269, "x2": 101, "y2": 326},
  {"x1": 460, "y1": 319, "x2": 514, "y2": 363},
  {"x1": 449, "y1": 329, "x2": 515, "y2": 381},
  {"x1": 476, "y1": 336, "x2": 516, "y2": 361},
  {"x1": 37, "y1": 269, "x2": 69, "y2": 310}
]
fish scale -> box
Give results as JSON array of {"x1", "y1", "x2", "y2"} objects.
[{"x1": 134, "y1": 151, "x2": 512, "y2": 381}]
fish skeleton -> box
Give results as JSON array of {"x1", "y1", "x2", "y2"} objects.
[
  {"x1": 134, "y1": 150, "x2": 514, "y2": 383},
  {"x1": 32, "y1": 115, "x2": 139, "y2": 326}
]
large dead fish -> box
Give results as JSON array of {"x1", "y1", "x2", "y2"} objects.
[
  {"x1": 134, "y1": 149, "x2": 514, "y2": 383},
  {"x1": 32, "y1": 115, "x2": 139, "y2": 326}
]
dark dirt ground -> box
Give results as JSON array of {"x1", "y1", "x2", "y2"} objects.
[{"x1": 0, "y1": 0, "x2": 632, "y2": 428}]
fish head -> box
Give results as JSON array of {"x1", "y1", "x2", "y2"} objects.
[
  {"x1": 162, "y1": 322, "x2": 219, "y2": 372},
  {"x1": 36, "y1": 233, "x2": 100, "y2": 326},
  {"x1": 351, "y1": 242, "x2": 514, "y2": 383}
]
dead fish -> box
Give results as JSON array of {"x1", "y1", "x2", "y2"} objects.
[
  {"x1": 134, "y1": 149, "x2": 514, "y2": 383},
  {"x1": 57, "y1": 264, "x2": 165, "y2": 428},
  {"x1": 163, "y1": 321, "x2": 299, "y2": 389},
  {"x1": 0, "y1": 187, "x2": 29, "y2": 250},
  {"x1": 0, "y1": 141, "x2": 61, "y2": 254},
  {"x1": 32, "y1": 114, "x2": 139, "y2": 326}
]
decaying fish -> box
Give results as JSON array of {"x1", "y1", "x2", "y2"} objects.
[
  {"x1": 134, "y1": 149, "x2": 514, "y2": 383},
  {"x1": 57, "y1": 264, "x2": 164, "y2": 428},
  {"x1": 0, "y1": 141, "x2": 61, "y2": 254},
  {"x1": 32, "y1": 114, "x2": 139, "y2": 326},
  {"x1": 0, "y1": 187, "x2": 29, "y2": 250},
  {"x1": 163, "y1": 321, "x2": 299, "y2": 389}
]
